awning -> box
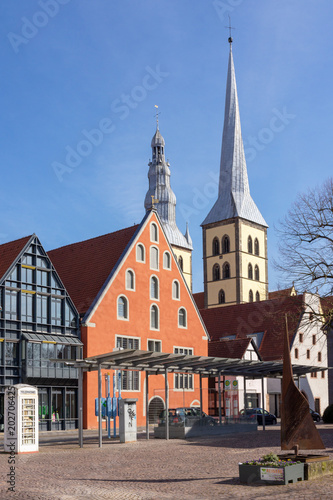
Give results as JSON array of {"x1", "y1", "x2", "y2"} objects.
[
  {"x1": 22, "y1": 332, "x2": 83, "y2": 345},
  {"x1": 67, "y1": 348, "x2": 325, "y2": 377}
]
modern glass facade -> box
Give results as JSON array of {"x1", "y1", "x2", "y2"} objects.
[{"x1": 0, "y1": 236, "x2": 82, "y2": 431}]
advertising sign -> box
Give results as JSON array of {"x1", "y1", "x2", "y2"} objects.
[{"x1": 260, "y1": 467, "x2": 284, "y2": 481}]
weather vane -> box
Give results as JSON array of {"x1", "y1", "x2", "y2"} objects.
[
  {"x1": 154, "y1": 104, "x2": 161, "y2": 129},
  {"x1": 151, "y1": 195, "x2": 159, "y2": 209},
  {"x1": 225, "y1": 15, "x2": 235, "y2": 44}
]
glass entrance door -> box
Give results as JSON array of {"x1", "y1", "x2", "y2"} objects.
[{"x1": 51, "y1": 389, "x2": 64, "y2": 430}]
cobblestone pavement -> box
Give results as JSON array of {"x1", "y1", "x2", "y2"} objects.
[{"x1": 1, "y1": 425, "x2": 333, "y2": 499}]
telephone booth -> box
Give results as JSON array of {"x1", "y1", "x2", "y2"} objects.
[{"x1": 4, "y1": 384, "x2": 39, "y2": 454}]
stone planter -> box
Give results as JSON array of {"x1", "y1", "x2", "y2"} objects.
[{"x1": 239, "y1": 462, "x2": 304, "y2": 485}]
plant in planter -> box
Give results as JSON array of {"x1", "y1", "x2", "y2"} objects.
[{"x1": 239, "y1": 452, "x2": 304, "y2": 485}]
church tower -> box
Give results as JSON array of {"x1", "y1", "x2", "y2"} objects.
[
  {"x1": 145, "y1": 122, "x2": 193, "y2": 290},
  {"x1": 201, "y1": 38, "x2": 268, "y2": 308}
]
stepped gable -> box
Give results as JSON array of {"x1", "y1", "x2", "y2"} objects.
[
  {"x1": 200, "y1": 295, "x2": 304, "y2": 361},
  {"x1": 48, "y1": 225, "x2": 139, "y2": 316},
  {"x1": 0, "y1": 235, "x2": 32, "y2": 279}
]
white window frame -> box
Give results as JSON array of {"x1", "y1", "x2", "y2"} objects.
[
  {"x1": 136, "y1": 243, "x2": 146, "y2": 263},
  {"x1": 173, "y1": 346, "x2": 194, "y2": 391},
  {"x1": 147, "y1": 339, "x2": 162, "y2": 352},
  {"x1": 150, "y1": 303, "x2": 160, "y2": 331},
  {"x1": 178, "y1": 307, "x2": 187, "y2": 329},
  {"x1": 115, "y1": 335, "x2": 140, "y2": 391},
  {"x1": 150, "y1": 245, "x2": 159, "y2": 271},
  {"x1": 150, "y1": 275, "x2": 159, "y2": 301},
  {"x1": 163, "y1": 251, "x2": 171, "y2": 270},
  {"x1": 172, "y1": 279, "x2": 180, "y2": 300},
  {"x1": 117, "y1": 294, "x2": 129, "y2": 321},
  {"x1": 150, "y1": 222, "x2": 159, "y2": 243},
  {"x1": 125, "y1": 268, "x2": 135, "y2": 291}
]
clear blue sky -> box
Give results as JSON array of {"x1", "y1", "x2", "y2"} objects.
[{"x1": 1, "y1": 0, "x2": 332, "y2": 293}]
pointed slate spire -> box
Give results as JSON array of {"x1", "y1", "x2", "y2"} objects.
[
  {"x1": 202, "y1": 43, "x2": 268, "y2": 227},
  {"x1": 144, "y1": 125, "x2": 192, "y2": 249}
]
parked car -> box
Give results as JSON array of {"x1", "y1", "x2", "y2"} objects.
[
  {"x1": 239, "y1": 408, "x2": 277, "y2": 425},
  {"x1": 158, "y1": 407, "x2": 217, "y2": 427},
  {"x1": 310, "y1": 409, "x2": 321, "y2": 422}
]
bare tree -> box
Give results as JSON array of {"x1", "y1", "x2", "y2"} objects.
[{"x1": 275, "y1": 177, "x2": 333, "y2": 298}]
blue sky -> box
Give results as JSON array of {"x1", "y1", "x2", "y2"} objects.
[{"x1": 1, "y1": 0, "x2": 332, "y2": 293}]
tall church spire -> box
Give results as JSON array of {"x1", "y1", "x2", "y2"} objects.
[
  {"x1": 144, "y1": 125, "x2": 192, "y2": 250},
  {"x1": 202, "y1": 42, "x2": 267, "y2": 227}
]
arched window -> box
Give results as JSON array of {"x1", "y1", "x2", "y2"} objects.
[
  {"x1": 150, "y1": 246, "x2": 159, "y2": 270},
  {"x1": 212, "y1": 237, "x2": 220, "y2": 256},
  {"x1": 223, "y1": 262, "x2": 230, "y2": 279},
  {"x1": 255, "y1": 291, "x2": 260, "y2": 302},
  {"x1": 218, "y1": 289, "x2": 225, "y2": 304},
  {"x1": 178, "y1": 308, "x2": 187, "y2": 328},
  {"x1": 248, "y1": 263, "x2": 253, "y2": 280},
  {"x1": 213, "y1": 264, "x2": 220, "y2": 281},
  {"x1": 117, "y1": 296, "x2": 128, "y2": 319},
  {"x1": 150, "y1": 276, "x2": 159, "y2": 300},
  {"x1": 248, "y1": 236, "x2": 253, "y2": 254},
  {"x1": 172, "y1": 280, "x2": 180, "y2": 300},
  {"x1": 254, "y1": 265, "x2": 259, "y2": 281},
  {"x1": 150, "y1": 304, "x2": 159, "y2": 329},
  {"x1": 136, "y1": 243, "x2": 145, "y2": 262},
  {"x1": 178, "y1": 255, "x2": 183, "y2": 271},
  {"x1": 222, "y1": 235, "x2": 230, "y2": 254},
  {"x1": 126, "y1": 269, "x2": 135, "y2": 290},
  {"x1": 163, "y1": 251, "x2": 171, "y2": 270},
  {"x1": 254, "y1": 238, "x2": 259, "y2": 256},
  {"x1": 249, "y1": 290, "x2": 253, "y2": 303},
  {"x1": 150, "y1": 222, "x2": 158, "y2": 242}
]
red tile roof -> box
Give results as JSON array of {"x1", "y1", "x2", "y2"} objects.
[
  {"x1": 0, "y1": 235, "x2": 32, "y2": 280},
  {"x1": 268, "y1": 287, "x2": 296, "y2": 300},
  {"x1": 200, "y1": 295, "x2": 304, "y2": 361},
  {"x1": 48, "y1": 225, "x2": 139, "y2": 316},
  {"x1": 208, "y1": 338, "x2": 252, "y2": 359},
  {"x1": 193, "y1": 292, "x2": 204, "y2": 309}
]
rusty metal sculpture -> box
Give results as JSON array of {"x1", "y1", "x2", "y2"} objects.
[{"x1": 281, "y1": 315, "x2": 325, "y2": 450}]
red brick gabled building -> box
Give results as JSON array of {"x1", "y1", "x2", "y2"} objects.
[{"x1": 49, "y1": 210, "x2": 209, "y2": 428}]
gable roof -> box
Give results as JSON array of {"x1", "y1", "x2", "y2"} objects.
[
  {"x1": 208, "y1": 338, "x2": 258, "y2": 360},
  {"x1": 0, "y1": 235, "x2": 32, "y2": 280},
  {"x1": 48, "y1": 225, "x2": 139, "y2": 316},
  {"x1": 268, "y1": 285, "x2": 297, "y2": 300},
  {"x1": 193, "y1": 291, "x2": 204, "y2": 310},
  {"x1": 200, "y1": 295, "x2": 304, "y2": 361}
]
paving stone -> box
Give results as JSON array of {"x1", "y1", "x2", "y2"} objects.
[{"x1": 0, "y1": 424, "x2": 332, "y2": 499}]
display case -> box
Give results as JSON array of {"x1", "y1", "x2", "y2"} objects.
[{"x1": 4, "y1": 384, "x2": 39, "y2": 453}]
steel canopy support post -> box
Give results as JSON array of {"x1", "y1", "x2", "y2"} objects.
[
  {"x1": 145, "y1": 371, "x2": 149, "y2": 440},
  {"x1": 244, "y1": 376, "x2": 247, "y2": 414},
  {"x1": 261, "y1": 376, "x2": 265, "y2": 431},
  {"x1": 199, "y1": 373, "x2": 203, "y2": 418},
  {"x1": 98, "y1": 363, "x2": 102, "y2": 448},
  {"x1": 218, "y1": 372, "x2": 222, "y2": 425},
  {"x1": 78, "y1": 367, "x2": 83, "y2": 448},
  {"x1": 165, "y1": 368, "x2": 169, "y2": 440}
]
